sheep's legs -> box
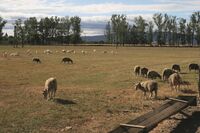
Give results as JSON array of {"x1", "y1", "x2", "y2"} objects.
[
  {"x1": 154, "y1": 90, "x2": 157, "y2": 99},
  {"x1": 53, "y1": 91, "x2": 56, "y2": 98}
]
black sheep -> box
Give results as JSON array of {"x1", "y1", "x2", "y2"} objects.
[{"x1": 61, "y1": 57, "x2": 73, "y2": 64}]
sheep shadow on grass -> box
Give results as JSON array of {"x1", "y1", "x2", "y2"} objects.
[
  {"x1": 171, "y1": 111, "x2": 200, "y2": 133},
  {"x1": 180, "y1": 89, "x2": 197, "y2": 94},
  {"x1": 53, "y1": 98, "x2": 76, "y2": 105}
]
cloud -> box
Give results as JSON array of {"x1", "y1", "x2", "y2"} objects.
[{"x1": 1, "y1": 0, "x2": 199, "y2": 36}]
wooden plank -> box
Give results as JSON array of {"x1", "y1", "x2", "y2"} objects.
[
  {"x1": 109, "y1": 96, "x2": 196, "y2": 133},
  {"x1": 128, "y1": 102, "x2": 188, "y2": 133},
  {"x1": 120, "y1": 124, "x2": 146, "y2": 129},
  {"x1": 169, "y1": 98, "x2": 188, "y2": 103},
  {"x1": 109, "y1": 100, "x2": 176, "y2": 133}
]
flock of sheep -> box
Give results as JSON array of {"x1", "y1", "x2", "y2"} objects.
[
  {"x1": 1, "y1": 48, "x2": 199, "y2": 101},
  {"x1": 134, "y1": 63, "x2": 199, "y2": 98},
  {"x1": 43, "y1": 63, "x2": 199, "y2": 100}
]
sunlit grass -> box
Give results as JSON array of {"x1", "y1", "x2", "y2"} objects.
[{"x1": 0, "y1": 45, "x2": 199, "y2": 132}]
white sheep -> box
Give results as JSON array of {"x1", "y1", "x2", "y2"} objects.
[
  {"x1": 67, "y1": 50, "x2": 74, "y2": 54},
  {"x1": 26, "y1": 49, "x2": 31, "y2": 54},
  {"x1": 168, "y1": 73, "x2": 182, "y2": 91},
  {"x1": 81, "y1": 50, "x2": 87, "y2": 55},
  {"x1": 10, "y1": 52, "x2": 19, "y2": 56},
  {"x1": 43, "y1": 77, "x2": 57, "y2": 100},
  {"x1": 2, "y1": 51, "x2": 8, "y2": 58},
  {"x1": 44, "y1": 49, "x2": 53, "y2": 54},
  {"x1": 135, "y1": 80, "x2": 158, "y2": 98},
  {"x1": 62, "y1": 49, "x2": 66, "y2": 53}
]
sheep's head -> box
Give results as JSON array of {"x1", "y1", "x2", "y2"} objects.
[
  {"x1": 42, "y1": 90, "x2": 48, "y2": 99},
  {"x1": 135, "y1": 83, "x2": 141, "y2": 90}
]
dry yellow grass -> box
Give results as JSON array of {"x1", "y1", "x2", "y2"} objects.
[{"x1": 0, "y1": 45, "x2": 199, "y2": 132}]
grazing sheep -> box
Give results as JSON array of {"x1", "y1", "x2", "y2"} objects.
[
  {"x1": 67, "y1": 50, "x2": 74, "y2": 54},
  {"x1": 172, "y1": 64, "x2": 181, "y2": 72},
  {"x1": 93, "y1": 49, "x2": 96, "y2": 52},
  {"x1": 135, "y1": 80, "x2": 158, "y2": 98},
  {"x1": 162, "y1": 68, "x2": 175, "y2": 81},
  {"x1": 134, "y1": 65, "x2": 140, "y2": 76},
  {"x1": 147, "y1": 70, "x2": 161, "y2": 79},
  {"x1": 81, "y1": 50, "x2": 87, "y2": 55},
  {"x1": 43, "y1": 77, "x2": 57, "y2": 100},
  {"x1": 26, "y1": 49, "x2": 31, "y2": 54},
  {"x1": 168, "y1": 73, "x2": 182, "y2": 91},
  {"x1": 10, "y1": 52, "x2": 19, "y2": 56},
  {"x1": 62, "y1": 49, "x2": 66, "y2": 53},
  {"x1": 32, "y1": 57, "x2": 41, "y2": 63},
  {"x1": 140, "y1": 67, "x2": 148, "y2": 77},
  {"x1": 2, "y1": 52, "x2": 7, "y2": 58},
  {"x1": 61, "y1": 57, "x2": 73, "y2": 64},
  {"x1": 44, "y1": 49, "x2": 53, "y2": 54},
  {"x1": 103, "y1": 50, "x2": 107, "y2": 54},
  {"x1": 189, "y1": 63, "x2": 199, "y2": 72}
]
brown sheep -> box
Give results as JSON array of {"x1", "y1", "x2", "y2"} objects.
[
  {"x1": 134, "y1": 65, "x2": 140, "y2": 76},
  {"x1": 189, "y1": 63, "x2": 199, "y2": 72},
  {"x1": 162, "y1": 68, "x2": 175, "y2": 81},
  {"x1": 32, "y1": 57, "x2": 41, "y2": 63},
  {"x1": 172, "y1": 64, "x2": 181, "y2": 72},
  {"x1": 61, "y1": 57, "x2": 73, "y2": 64},
  {"x1": 147, "y1": 70, "x2": 161, "y2": 79},
  {"x1": 140, "y1": 67, "x2": 148, "y2": 77}
]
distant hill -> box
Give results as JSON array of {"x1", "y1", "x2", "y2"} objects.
[{"x1": 82, "y1": 35, "x2": 106, "y2": 42}]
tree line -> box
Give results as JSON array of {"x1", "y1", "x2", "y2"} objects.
[
  {"x1": 0, "y1": 16, "x2": 82, "y2": 47},
  {"x1": 105, "y1": 12, "x2": 200, "y2": 47},
  {"x1": 0, "y1": 12, "x2": 200, "y2": 47}
]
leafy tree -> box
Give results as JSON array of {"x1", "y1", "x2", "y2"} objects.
[
  {"x1": 134, "y1": 16, "x2": 147, "y2": 45},
  {"x1": 186, "y1": 23, "x2": 193, "y2": 45},
  {"x1": 110, "y1": 14, "x2": 128, "y2": 47},
  {"x1": 147, "y1": 21, "x2": 154, "y2": 44},
  {"x1": 153, "y1": 13, "x2": 166, "y2": 45},
  {"x1": 163, "y1": 14, "x2": 169, "y2": 45},
  {"x1": 70, "y1": 16, "x2": 81, "y2": 44},
  {"x1": 0, "y1": 17, "x2": 7, "y2": 42},
  {"x1": 171, "y1": 16, "x2": 177, "y2": 45},
  {"x1": 24, "y1": 17, "x2": 39, "y2": 44},
  {"x1": 14, "y1": 19, "x2": 25, "y2": 47},
  {"x1": 105, "y1": 21, "x2": 112, "y2": 44},
  {"x1": 38, "y1": 17, "x2": 52, "y2": 44},
  {"x1": 190, "y1": 13, "x2": 197, "y2": 46},
  {"x1": 57, "y1": 16, "x2": 71, "y2": 44},
  {"x1": 194, "y1": 11, "x2": 200, "y2": 45},
  {"x1": 178, "y1": 18, "x2": 186, "y2": 45}
]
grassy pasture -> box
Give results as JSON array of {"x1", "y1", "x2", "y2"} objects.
[{"x1": 0, "y1": 46, "x2": 199, "y2": 133}]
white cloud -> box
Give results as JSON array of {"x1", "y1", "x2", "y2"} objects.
[
  {"x1": 82, "y1": 28, "x2": 105, "y2": 36},
  {"x1": 0, "y1": 0, "x2": 199, "y2": 36}
]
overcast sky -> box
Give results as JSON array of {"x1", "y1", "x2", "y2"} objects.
[{"x1": 1, "y1": 0, "x2": 200, "y2": 36}]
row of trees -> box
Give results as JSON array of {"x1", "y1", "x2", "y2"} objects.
[
  {"x1": 0, "y1": 16, "x2": 82, "y2": 47},
  {"x1": 105, "y1": 12, "x2": 200, "y2": 46}
]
